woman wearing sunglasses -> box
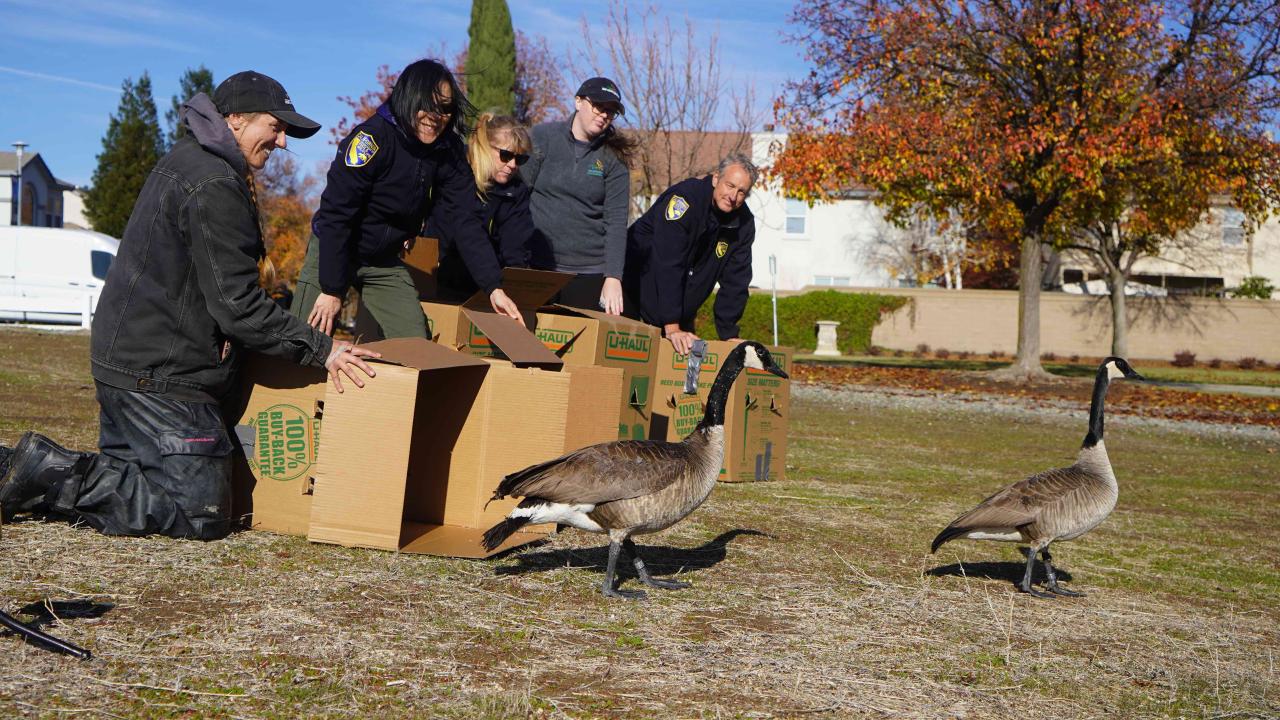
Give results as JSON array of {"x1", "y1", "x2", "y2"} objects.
[
  {"x1": 291, "y1": 59, "x2": 523, "y2": 337},
  {"x1": 436, "y1": 113, "x2": 536, "y2": 298},
  {"x1": 523, "y1": 77, "x2": 637, "y2": 314}
]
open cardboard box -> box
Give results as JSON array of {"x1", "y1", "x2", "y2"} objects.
[
  {"x1": 234, "y1": 337, "x2": 620, "y2": 557},
  {"x1": 229, "y1": 353, "x2": 328, "y2": 536},
  {"x1": 647, "y1": 341, "x2": 793, "y2": 482},
  {"x1": 534, "y1": 306, "x2": 660, "y2": 441}
]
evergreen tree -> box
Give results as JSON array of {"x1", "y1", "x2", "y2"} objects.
[
  {"x1": 84, "y1": 73, "x2": 165, "y2": 239},
  {"x1": 465, "y1": 0, "x2": 516, "y2": 115},
  {"x1": 165, "y1": 65, "x2": 215, "y2": 148}
]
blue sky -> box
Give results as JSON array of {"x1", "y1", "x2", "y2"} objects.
[{"x1": 0, "y1": 0, "x2": 808, "y2": 187}]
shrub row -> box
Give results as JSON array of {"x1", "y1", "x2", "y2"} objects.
[{"x1": 694, "y1": 289, "x2": 908, "y2": 353}]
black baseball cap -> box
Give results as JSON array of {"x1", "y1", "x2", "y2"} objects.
[
  {"x1": 213, "y1": 71, "x2": 321, "y2": 139},
  {"x1": 575, "y1": 77, "x2": 625, "y2": 115}
]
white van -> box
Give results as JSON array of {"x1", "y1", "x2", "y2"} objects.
[{"x1": 0, "y1": 226, "x2": 120, "y2": 325}]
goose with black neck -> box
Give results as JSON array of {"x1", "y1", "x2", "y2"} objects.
[{"x1": 481, "y1": 340, "x2": 788, "y2": 599}]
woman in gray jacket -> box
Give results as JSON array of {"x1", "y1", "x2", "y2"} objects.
[
  {"x1": 523, "y1": 77, "x2": 636, "y2": 314},
  {"x1": 0, "y1": 71, "x2": 378, "y2": 540}
]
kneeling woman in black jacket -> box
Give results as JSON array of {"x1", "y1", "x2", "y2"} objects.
[
  {"x1": 0, "y1": 71, "x2": 379, "y2": 540},
  {"x1": 292, "y1": 60, "x2": 522, "y2": 336},
  {"x1": 437, "y1": 113, "x2": 536, "y2": 298}
]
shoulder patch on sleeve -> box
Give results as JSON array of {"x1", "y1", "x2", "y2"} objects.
[
  {"x1": 664, "y1": 195, "x2": 690, "y2": 221},
  {"x1": 345, "y1": 131, "x2": 379, "y2": 168}
]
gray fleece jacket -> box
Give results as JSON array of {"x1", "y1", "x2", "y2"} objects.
[{"x1": 523, "y1": 117, "x2": 629, "y2": 277}]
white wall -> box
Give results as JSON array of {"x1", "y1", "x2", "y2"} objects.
[{"x1": 747, "y1": 133, "x2": 893, "y2": 291}]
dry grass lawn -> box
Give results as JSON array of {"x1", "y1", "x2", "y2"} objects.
[{"x1": 1, "y1": 327, "x2": 1277, "y2": 718}]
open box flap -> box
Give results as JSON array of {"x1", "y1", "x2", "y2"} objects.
[
  {"x1": 463, "y1": 268, "x2": 573, "y2": 312},
  {"x1": 360, "y1": 337, "x2": 492, "y2": 371},
  {"x1": 462, "y1": 309, "x2": 564, "y2": 369},
  {"x1": 398, "y1": 522, "x2": 548, "y2": 558},
  {"x1": 545, "y1": 303, "x2": 656, "y2": 329}
]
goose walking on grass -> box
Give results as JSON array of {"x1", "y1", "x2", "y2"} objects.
[
  {"x1": 482, "y1": 340, "x2": 788, "y2": 600},
  {"x1": 931, "y1": 356, "x2": 1145, "y2": 598}
]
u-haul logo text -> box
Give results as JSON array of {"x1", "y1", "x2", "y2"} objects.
[
  {"x1": 670, "y1": 351, "x2": 719, "y2": 373},
  {"x1": 536, "y1": 328, "x2": 576, "y2": 353},
  {"x1": 605, "y1": 331, "x2": 652, "y2": 363}
]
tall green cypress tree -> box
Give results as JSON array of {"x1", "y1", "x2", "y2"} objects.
[
  {"x1": 165, "y1": 65, "x2": 215, "y2": 149},
  {"x1": 465, "y1": 0, "x2": 516, "y2": 115},
  {"x1": 84, "y1": 73, "x2": 164, "y2": 239}
]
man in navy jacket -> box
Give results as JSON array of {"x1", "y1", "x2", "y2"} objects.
[{"x1": 624, "y1": 153, "x2": 758, "y2": 353}]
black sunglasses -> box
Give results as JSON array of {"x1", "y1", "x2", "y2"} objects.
[{"x1": 497, "y1": 148, "x2": 530, "y2": 166}]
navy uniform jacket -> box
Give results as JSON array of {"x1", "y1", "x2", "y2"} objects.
[
  {"x1": 624, "y1": 175, "x2": 754, "y2": 339},
  {"x1": 312, "y1": 104, "x2": 502, "y2": 297},
  {"x1": 434, "y1": 177, "x2": 535, "y2": 297}
]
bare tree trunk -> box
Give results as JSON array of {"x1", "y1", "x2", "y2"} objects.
[
  {"x1": 1107, "y1": 268, "x2": 1128, "y2": 358},
  {"x1": 994, "y1": 233, "x2": 1050, "y2": 380}
]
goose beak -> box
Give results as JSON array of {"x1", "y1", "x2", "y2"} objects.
[
  {"x1": 1125, "y1": 368, "x2": 1146, "y2": 381},
  {"x1": 769, "y1": 365, "x2": 789, "y2": 379}
]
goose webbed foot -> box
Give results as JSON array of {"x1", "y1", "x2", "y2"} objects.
[
  {"x1": 624, "y1": 538, "x2": 691, "y2": 591},
  {"x1": 602, "y1": 585, "x2": 647, "y2": 600},
  {"x1": 1041, "y1": 549, "x2": 1085, "y2": 597},
  {"x1": 1046, "y1": 583, "x2": 1085, "y2": 597},
  {"x1": 1017, "y1": 581, "x2": 1057, "y2": 599}
]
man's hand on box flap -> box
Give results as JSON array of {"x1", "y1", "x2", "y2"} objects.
[
  {"x1": 489, "y1": 288, "x2": 524, "y2": 326},
  {"x1": 326, "y1": 342, "x2": 380, "y2": 393},
  {"x1": 664, "y1": 324, "x2": 699, "y2": 355}
]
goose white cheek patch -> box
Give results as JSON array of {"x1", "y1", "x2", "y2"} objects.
[{"x1": 743, "y1": 345, "x2": 764, "y2": 370}]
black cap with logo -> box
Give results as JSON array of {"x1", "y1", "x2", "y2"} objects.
[
  {"x1": 213, "y1": 71, "x2": 321, "y2": 139},
  {"x1": 575, "y1": 77, "x2": 625, "y2": 115}
]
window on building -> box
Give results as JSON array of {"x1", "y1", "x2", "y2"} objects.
[
  {"x1": 813, "y1": 275, "x2": 851, "y2": 286},
  {"x1": 1222, "y1": 208, "x2": 1245, "y2": 246},
  {"x1": 785, "y1": 197, "x2": 807, "y2": 235}
]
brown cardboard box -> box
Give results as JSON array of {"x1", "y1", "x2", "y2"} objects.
[
  {"x1": 305, "y1": 338, "x2": 569, "y2": 557},
  {"x1": 647, "y1": 341, "x2": 792, "y2": 482},
  {"x1": 534, "y1": 306, "x2": 660, "y2": 441},
  {"x1": 230, "y1": 354, "x2": 328, "y2": 536},
  {"x1": 356, "y1": 266, "x2": 573, "y2": 370}
]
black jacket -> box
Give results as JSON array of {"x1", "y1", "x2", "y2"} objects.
[
  {"x1": 312, "y1": 104, "x2": 502, "y2": 296},
  {"x1": 91, "y1": 93, "x2": 332, "y2": 404},
  {"x1": 435, "y1": 177, "x2": 535, "y2": 297},
  {"x1": 624, "y1": 176, "x2": 754, "y2": 339}
]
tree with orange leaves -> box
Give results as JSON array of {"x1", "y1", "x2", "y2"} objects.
[
  {"x1": 774, "y1": 0, "x2": 1280, "y2": 379},
  {"x1": 257, "y1": 152, "x2": 318, "y2": 292}
]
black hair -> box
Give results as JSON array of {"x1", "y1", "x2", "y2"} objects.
[{"x1": 390, "y1": 59, "x2": 475, "y2": 141}]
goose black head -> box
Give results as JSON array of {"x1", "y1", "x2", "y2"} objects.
[
  {"x1": 1101, "y1": 356, "x2": 1145, "y2": 382},
  {"x1": 740, "y1": 341, "x2": 789, "y2": 379}
]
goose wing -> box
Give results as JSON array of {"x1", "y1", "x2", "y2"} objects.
[
  {"x1": 931, "y1": 465, "x2": 1082, "y2": 551},
  {"x1": 491, "y1": 440, "x2": 695, "y2": 505}
]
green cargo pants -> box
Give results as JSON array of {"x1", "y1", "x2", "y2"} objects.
[{"x1": 289, "y1": 236, "x2": 429, "y2": 339}]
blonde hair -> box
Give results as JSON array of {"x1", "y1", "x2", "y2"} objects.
[{"x1": 467, "y1": 113, "x2": 532, "y2": 198}]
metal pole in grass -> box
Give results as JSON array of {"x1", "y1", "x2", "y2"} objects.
[
  {"x1": 0, "y1": 608, "x2": 92, "y2": 659},
  {"x1": 769, "y1": 254, "x2": 778, "y2": 346}
]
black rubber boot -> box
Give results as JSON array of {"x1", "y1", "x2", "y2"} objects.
[{"x1": 0, "y1": 433, "x2": 90, "y2": 520}]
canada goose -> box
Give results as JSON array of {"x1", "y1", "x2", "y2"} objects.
[
  {"x1": 930, "y1": 356, "x2": 1144, "y2": 598},
  {"x1": 482, "y1": 340, "x2": 788, "y2": 599}
]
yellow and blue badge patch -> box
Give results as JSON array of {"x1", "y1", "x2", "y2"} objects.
[
  {"x1": 345, "y1": 131, "x2": 379, "y2": 168},
  {"x1": 586, "y1": 158, "x2": 605, "y2": 178},
  {"x1": 665, "y1": 195, "x2": 690, "y2": 221},
  {"x1": 715, "y1": 240, "x2": 729, "y2": 258}
]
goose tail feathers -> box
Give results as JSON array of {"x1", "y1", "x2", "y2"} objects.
[
  {"x1": 482, "y1": 515, "x2": 532, "y2": 552},
  {"x1": 930, "y1": 524, "x2": 970, "y2": 553}
]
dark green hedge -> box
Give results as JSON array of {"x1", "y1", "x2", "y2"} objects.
[{"x1": 694, "y1": 290, "x2": 908, "y2": 353}]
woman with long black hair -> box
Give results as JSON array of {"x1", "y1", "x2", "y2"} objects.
[{"x1": 291, "y1": 59, "x2": 523, "y2": 336}]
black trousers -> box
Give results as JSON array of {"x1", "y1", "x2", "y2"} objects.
[{"x1": 47, "y1": 383, "x2": 234, "y2": 540}]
